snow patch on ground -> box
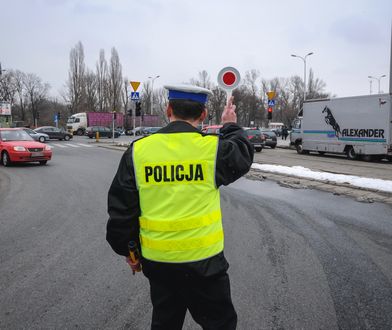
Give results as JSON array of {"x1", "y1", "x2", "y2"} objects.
[{"x1": 252, "y1": 163, "x2": 392, "y2": 193}]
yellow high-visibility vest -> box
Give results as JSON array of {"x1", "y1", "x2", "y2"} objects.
[{"x1": 133, "y1": 131, "x2": 224, "y2": 263}]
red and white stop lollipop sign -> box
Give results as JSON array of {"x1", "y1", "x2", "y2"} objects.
[{"x1": 217, "y1": 66, "x2": 241, "y2": 101}]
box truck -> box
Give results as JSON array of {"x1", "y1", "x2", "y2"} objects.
[
  {"x1": 290, "y1": 94, "x2": 392, "y2": 161},
  {"x1": 66, "y1": 112, "x2": 124, "y2": 135}
]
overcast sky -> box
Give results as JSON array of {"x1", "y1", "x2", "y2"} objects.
[{"x1": 1, "y1": 0, "x2": 391, "y2": 98}]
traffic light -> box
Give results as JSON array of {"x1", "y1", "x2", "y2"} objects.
[
  {"x1": 267, "y1": 107, "x2": 273, "y2": 120},
  {"x1": 113, "y1": 112, "x2": 117, "y2": 120},
  {"x1": 135, "y1": 102, "x2": 142, "y2": 116},
  {"x1": 57, "y1": 112, "x2": 61, "y2": 120},
  {"x1": 127, "y1": 109, "x2": 132, "y2": 116}
]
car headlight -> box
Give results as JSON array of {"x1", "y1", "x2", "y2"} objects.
[
  {"x1": 45, "y1": 145, "x2": 51, "y2": 151},
  {"x1": 13, "y1": 146, "x2": 26, "y2": 151}
]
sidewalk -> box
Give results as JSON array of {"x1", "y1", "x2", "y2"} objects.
[{"x1": 276, "y1": 137, "x2": 291, "y2": 149}]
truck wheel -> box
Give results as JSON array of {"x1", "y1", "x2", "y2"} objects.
[
  {"x1": 255, "y1": 147, "x2": 262, "y2": 152},
  {"x1": 77, "y1": 129, "x2": 84, "y2": 136},
  {"x1": 346, "y1": 147, "x2": 358, "y2": 160},
  {"x1": 296, "y1": 142, "x2": 308, "y2": 154}
]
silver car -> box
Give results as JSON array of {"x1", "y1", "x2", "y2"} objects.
[{"x1": 22, "y1": 128, "x2": 49, "y2": 143}]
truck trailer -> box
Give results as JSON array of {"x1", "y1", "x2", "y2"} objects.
[
  {"x1": 67, "y1": 112, "x2": 124, "y2": 136},
  {"x1": 290, "y1": 94, "x2": 392, "y2": 161}
]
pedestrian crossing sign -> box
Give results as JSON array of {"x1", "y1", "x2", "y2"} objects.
[
  {"x1": 268, "y1": 99, "x2": 275, "y2": 106},
  {"x1": 130, "y1": 92, "x2": 140, "y2": 101}
]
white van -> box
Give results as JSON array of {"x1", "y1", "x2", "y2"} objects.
[{"x1": 290, "y1": 94, "x2": 392, "y2": 161}]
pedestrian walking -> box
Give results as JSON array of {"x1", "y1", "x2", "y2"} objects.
[
  {"x1": 106, "y1": 84, "x2": 254, "y2": 330},
  {"x1": 282, "y1": 125, "x2": 288, "y2": 140}
]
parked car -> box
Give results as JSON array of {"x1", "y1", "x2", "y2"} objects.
[
  {"x1": 35, "y1": 126, "x2": 73, "y2": 141},
  {"x1": 131, "y1": 127, "x2": 147, "y2": 136},
  {"x1": 142, "y1": 127, "x2": 162, "y2": 136},
  {"x1": 86, "y1": 126, "x2": 120, "y2": 139},
  {"x1": 260, "y1": 129, "x2": 277, "y2": 148},
  {"x1": 22, "y1": 128, "x2": 49, "y2": 143},
  {"x1": 0, "y1": 128, "x2": 52, "y2": 166},
  {"x1": 244, "y1": 128, "x2": 265, "y2": 152},
  {"x1": 115, "y1": 128, "x2": 125, "y2": 135},
  {"x1": 202, "y1": 125, "x2": 264, "y2": 152}
]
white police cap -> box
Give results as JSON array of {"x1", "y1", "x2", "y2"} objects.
[{"x1": 164, "y1": 84, "x2": 213, "y2": 104}]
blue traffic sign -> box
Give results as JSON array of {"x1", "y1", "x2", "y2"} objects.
[
  {"x1": 268, "y1": 99, "x2": 275, "y2": 106},
  {"x1": 54, "y1": 114, "x2": 58, "y2": 122},
  {"x1": 130, "y1": 92, "x2": 140, "y2": 101}
]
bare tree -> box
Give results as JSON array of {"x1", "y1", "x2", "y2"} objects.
[
  {"x1": 190, "y1": 70, "x2": 212, "y2": 89},
  {"x1": 12, "y1": 70, "x2": 29, "y2": 121},
  {"x1": 121, "y1": 77, "x2": 129, "y2": 114},
  {"x1": 96, "y1": 49, "x2": 108, "y2": 112},
  {"x1": 24, "y1": 73, "x2": 50, "y2": 125},
  {"x1": 0, "y1": 71, "x2": 16, "y2": 104},
  {"x1": 66, "y1": 41, "x2": 86, "y2": 114},
  {"x1": 85, "y1": 69, "x2": 97, "y2": 112},
  {"x1": 208, "y1": 87, "x2": 226, "y2": 125},
  {"x1": 155, "y1": 87, "x2": 169, "y2": 125},
  {"x1": 108, "y1": 47, "x2": 123, "y2": 112},
  {"x1": 307, "y1": 69, "x2": 329, "y2": 100},
  {"x1": 141, "y1": 81, "x2": 152, "y2": 115}
]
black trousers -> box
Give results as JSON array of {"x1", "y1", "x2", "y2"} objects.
[{"x1": 148, "y1": 271, "x2": 237, "y2": 330}]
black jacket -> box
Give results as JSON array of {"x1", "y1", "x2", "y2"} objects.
[{"x1": 106, "y1": 121, "x2": 254, "y2": 278}]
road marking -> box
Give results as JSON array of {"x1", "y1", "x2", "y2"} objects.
[
  {"x1": 65, "y1": 143, "x2": 80, "y2": 148},
  {"x1": 76, "y1": 143, "x2": 93, "y2": 148},
  {"x1": 49, "y1": 144, "x2": 66, "y2": 148}
]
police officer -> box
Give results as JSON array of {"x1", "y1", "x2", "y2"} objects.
[{"x1": 106, "y1": 84, "x2": 254, "y2": 330}]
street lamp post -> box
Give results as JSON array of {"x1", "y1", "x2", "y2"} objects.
[
  {"x1": 368, "y1": 75, "x2": 387, "y2": 94},
  {"x1": 369, "y1": 79, "x2": 373, "y2": 95},
  {"x1": 148, "y1": 75, "x2": 160, "y2": 115},
  {"x1": 291, "y1": 52, "x2": 314, "y2": 101}
]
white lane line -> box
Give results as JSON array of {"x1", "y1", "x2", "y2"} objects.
[
  {"x1": 76, "y1": 143, "x2": 93, "y2": 148},
  {"x1": 50, "y1": 144, "x2": 67, "y2": 148},
  {"x1": 65, "y1": 143, "x2": 80, "y2": 148}
]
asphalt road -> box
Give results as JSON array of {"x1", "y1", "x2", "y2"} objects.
[{"x1": 1, "y1": 139, "x2": 392, "y2": 329}]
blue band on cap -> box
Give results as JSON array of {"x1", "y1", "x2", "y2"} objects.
[{"x1": 168, "y1": 90, "x2": 208, "y2": 104}]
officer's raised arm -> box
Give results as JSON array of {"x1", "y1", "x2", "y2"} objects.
[{"x1": 215, "y1": 96, "x2": 254, "y2": 187}]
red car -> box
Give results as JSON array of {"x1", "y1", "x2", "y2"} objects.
[{"x1": 0, "y1": 128, "x2": 52, "y2": 166}]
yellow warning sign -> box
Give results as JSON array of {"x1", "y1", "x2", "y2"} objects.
[
  {"x1": 130, "y1": 81, "x2": 141, "y2": 91},
  {"x1": 267, "y1": 91, "x2": 276, "y2": 100}
]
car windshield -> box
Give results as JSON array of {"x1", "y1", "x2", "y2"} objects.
[
  {"x1": 67, "y1": 117, "x2": 75, "y2": 123},
  {"x1": 1, "y1": 130, "x2": 34, "y2": 141},
  {"x1": 24, "y1": 128, "x2": 36, "y2": 134}
]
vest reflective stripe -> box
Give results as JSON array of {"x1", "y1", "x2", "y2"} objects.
[
  {"x1": 139, "y1": 209, "x2": 221, "y2": 232},
  {"x1": 140, "y1": 229, "x2": 224, "y2": 251},
  {"x1": 133, "y1": 132, "x2": 223, "y2": 263}
]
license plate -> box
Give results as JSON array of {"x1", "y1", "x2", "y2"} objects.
[{"x1": 31, "y1": 152, "x2": 44, "y2": 157}]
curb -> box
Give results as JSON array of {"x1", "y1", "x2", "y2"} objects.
[{"x1": 247, "y1": 168, "x2": 392, "y2": 205}]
